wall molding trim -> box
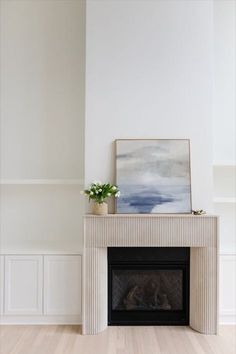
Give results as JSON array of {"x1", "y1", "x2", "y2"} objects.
[
  {"x1": 0, "y1": 315, "x2": 81, "y2": 325},
  {"x1": 0, "y1": 179, "x2": 84, "y2": 185},
  {"x1": 220, "y1": 310, "x2": 236, "y2": 325}
]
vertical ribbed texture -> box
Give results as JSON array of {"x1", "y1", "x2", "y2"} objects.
[
  {"x1": 83, "y1": 215, "x2": 218, "y2": 335},
  {"x1": 85, "y1": 215, "x2": 217, "y2": 248},
  {"x1": 83, "y1": 247, "x2": 107, "y2": 334},
  {"x1": 190, "y1": 247, "x2": 218, "y2": 334}
]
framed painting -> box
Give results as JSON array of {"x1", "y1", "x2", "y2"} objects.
[{"x1": 115, "y1": 139, "x2": 192, "y2": 214}]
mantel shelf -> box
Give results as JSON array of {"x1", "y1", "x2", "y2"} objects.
[{"x1": 85, "y1": 213, "x2": 217, "y2": 218}]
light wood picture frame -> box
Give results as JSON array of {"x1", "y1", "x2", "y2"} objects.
[{"x1": 115, "y1": 139, "x2": 192, "y2": 214}]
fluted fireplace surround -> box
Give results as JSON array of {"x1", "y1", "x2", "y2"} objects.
[{"x1": 83, "y1": 215, "x2": 219, "y2": 335}]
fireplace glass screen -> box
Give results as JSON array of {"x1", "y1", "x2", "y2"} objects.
[
  {"x1": 108, "y1": 247, "x2": 189, "y2": 326},
  {"x1": 112, "y1": 269, "x2": 183, "y2": 311}
]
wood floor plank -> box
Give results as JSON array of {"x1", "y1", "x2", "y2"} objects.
[{"x1": 0, "y1": 325, "x2": 235, "y2": 354}]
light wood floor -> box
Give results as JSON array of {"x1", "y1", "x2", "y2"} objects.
[{"x1": 0, "y1": 325, "x2": 235, "y2": 354}]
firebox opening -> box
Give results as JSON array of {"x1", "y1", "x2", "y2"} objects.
[{"x1": 108, "y1": 247, "x2": 190, "y2": 326}]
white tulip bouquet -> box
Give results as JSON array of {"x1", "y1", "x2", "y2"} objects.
[{"x1": 81, "y1": 181, "x2": 120, "y2": 204}]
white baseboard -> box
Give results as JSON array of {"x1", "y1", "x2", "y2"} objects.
[
  {"x1": 1, "y1": 314, "x2": 235, "y2": 326},
  {"x1": 220, "y1": 310, "x2": 236, "y2": 325},
  {"x1": 0, "y1": 315, "x2": 81, "y2": 325}
]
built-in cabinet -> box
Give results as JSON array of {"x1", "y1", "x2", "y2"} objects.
[
  {"x1": 213, "y1": 165, "x2": 236, "y2": 323},
  {"x1": 0, "y1": 0, "x2": 85, "y2": 324},
  {"x1": 0, "y1": 254, "x2": 82, "y2": 323}
]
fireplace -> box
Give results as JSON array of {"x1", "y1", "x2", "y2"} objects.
[
  {"x1": 108, "y1": 247, "x2": 190, "y2": 326},
  {"x1": 83, "y1": 215, "x2": 218, "y2": 335}
]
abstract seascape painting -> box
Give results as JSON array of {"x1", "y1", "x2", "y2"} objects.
[{"x1": 116, "y1": 139, "x2": 192, "y2": 214}]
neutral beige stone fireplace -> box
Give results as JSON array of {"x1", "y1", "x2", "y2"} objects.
[{"x1": 83, "y1": 215, "x2": 219, "y2": 335}]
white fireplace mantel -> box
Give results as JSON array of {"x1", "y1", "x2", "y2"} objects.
[{"x1": 83, "y1": 214, "x2": 219, "y2": 335}]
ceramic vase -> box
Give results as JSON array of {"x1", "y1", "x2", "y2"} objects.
[{"x1": 91, "y1": 202, "x2": 108, "y2": 215}]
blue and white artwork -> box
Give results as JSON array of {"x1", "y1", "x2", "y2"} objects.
[{"x1": 116, "y1": 139, "x2": 192, "y2": 214}]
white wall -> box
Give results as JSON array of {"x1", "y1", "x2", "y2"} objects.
[
  {"x1": 213, "y1": 0, "x2": 236, "y2": 165},
  {"x1": 0, "y1": 185, "x2": 84, "y2": 251},
  {"x1": 0, "y1": 0, "x2": 85, "y2": 251},
  {"x1": 0, "y1": 0, "x2": 85, "y2": 179},
  {"x1": 85, "y1": 0, "x2": 214, "y2": 212}
]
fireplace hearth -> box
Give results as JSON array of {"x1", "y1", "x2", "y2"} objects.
[{"x1": 108, "y1": 247, "x2": 190, "y2": 326}]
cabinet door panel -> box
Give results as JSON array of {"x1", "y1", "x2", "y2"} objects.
[
  {"x1": 44, "y1": 255, "x2": 81, "y2": 315},
  {"x1": 5, "y1": 255, "x2": 43, "y2": 315},
  {"x1": 220, "y1": 255, "x2": 236, "y2": 316}
]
